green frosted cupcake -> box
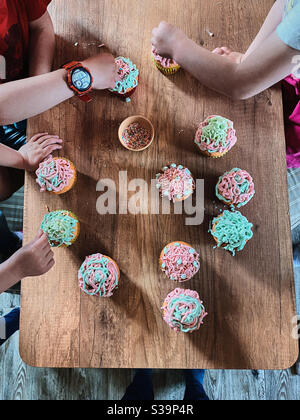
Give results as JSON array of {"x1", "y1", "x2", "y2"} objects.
[{"x1": 210, "y1": 210, "x2": 253, "y2": 256}]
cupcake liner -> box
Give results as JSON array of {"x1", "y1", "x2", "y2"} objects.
[{"x1": 152, "y1": 57, "x2": 181, "y2": 75}]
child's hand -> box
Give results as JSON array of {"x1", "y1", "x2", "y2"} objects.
[
  {"x1": 18, "y1": 133, "x2": 63, "y2": 171},
  {"x1": 12, "y1": 230, "x2": 55, "y2": 279},
  {"x1": 212, "y1": 47, "x2": 244, "y2": 64},
  {"x1": 151, "y1": 22, "x2": 188, "y2": 59},
  {"x1": 83, "y1": 52, "x2": 120, "y2": 90}
]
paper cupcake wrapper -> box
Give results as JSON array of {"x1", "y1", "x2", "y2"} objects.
[{"x1": 153, "y1": 57, "x2": 181, "y2": 75}]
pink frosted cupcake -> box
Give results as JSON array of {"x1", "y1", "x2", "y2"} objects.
[
  {"x1": 162, "y1": 288, "x2": 207, "y2": 333},
  {"x1": 216, "y1": 168, "x2": 255, "y2": 208},
  {"x1": 159, "y1": 242, "x2": 200, "y2": 282},
  {"x1": 152, "y1": 46, "x2": 181, "y2": 75},
  {"x1": 36, "y1": 156, "x2": 76, "y2": 194},
  {"x1": 78, "y1": 253, "x2": 120, "y2": 297},
  {"x1": 155, "y1": 164, "x2": 195, "y2": 202},
  {"x1": 195, "y1": 115, "x2": 237, "y2": 158}
]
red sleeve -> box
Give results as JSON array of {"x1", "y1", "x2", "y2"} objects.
[{"x1": 23, "y1": 0, "x2": 52, "y2": 22}]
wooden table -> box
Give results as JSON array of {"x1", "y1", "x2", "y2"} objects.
[{"x1": 20, "y1": 0, "x2": 298, "y2": 370}]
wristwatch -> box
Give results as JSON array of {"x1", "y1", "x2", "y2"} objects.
[{"x1": 62, "y1": 61, "x2": 93, "y2": 103}]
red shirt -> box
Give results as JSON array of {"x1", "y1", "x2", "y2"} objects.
[{"x1": 0, "y1": 0, "x2": 51, "y2": 82}]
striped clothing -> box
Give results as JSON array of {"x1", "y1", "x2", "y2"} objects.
[{"x1": 288, "y1": 168, "x2": 300, "y2": 229}]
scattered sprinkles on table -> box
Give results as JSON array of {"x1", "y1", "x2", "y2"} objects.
[
  {"x1": 162, "y1": 288, "x2": 208, "y2": 333},
  {"x1": 216, "y1": 168, "x2": 255, "y2": 209},
  {"x1": 210, "y1": 210, "x2": 253, "y2": 256},
  {"x1": 156, "y1": 164, "x2": 195, "y2": 202},
  {"x1": 78, "y1": 253, "x2": 120, "y2": 297},
  {"x1": 160, "y1": 242, "x2": 200, "y2": 282},
  {"x1": 122, "y1": 122, "x2": 152, "y2": 150}
]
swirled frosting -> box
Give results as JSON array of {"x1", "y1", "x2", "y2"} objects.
[
  {"x1": 162, "y1": 288, "x2": 207, "y2": 333},
  {"x1": 156, "y1": 164, "x2": 195, "y2": 202},
  {"x1": 210, "y1": 210, "x2": 253, "y2": 256},
  {"x1": 152, "y1": 46, "x2": 179, "y2": 68},
  {"x1": 216, "y1": 168, "x2": 255, "y2": 208},
  {"x1": 78, "y1": 253, "x2": 119, "y2": 297},
  {"x1": 161, "y1": 242, "x2": 200, "y2": 282},
  {"x1": 110, "y1": 57, "x2": 139, "y2": 95},
  {"x1": 195, "y1": 115, "x2": 237, "y2": 155},
  {"x1": 36, "y1": 156, "x2": 75, "y2": 193},
  {"x1": 41, "y1": 210, "x2": 79, "y2": 247}
]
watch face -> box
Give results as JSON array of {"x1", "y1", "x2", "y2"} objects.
[{"x1": 71, "y1": 67, "x2": 92, "y2": 92}]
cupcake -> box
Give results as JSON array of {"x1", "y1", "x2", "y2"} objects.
[
  {"x1": 160, "y1": 242, "x2": 200, "y2": 282},
  {"x1": 156, "y1": 164, "x2": 195, "y2": 202},
  {"x1": 36, "y1": 156, "x2": 76, "y2": 194},
  {"x1": 216, "y1": 168, "x2": 255, "y2": 209},
  {"x1": 162, "y1": 288, "x2": 207, "y2": 333},
  {"x1": 109, "y1": 57, "x2": 139, "y2": 102},
  {"x1": 210, "y1": 210, "x2": 253, "y2": 256},
  {"x1": 41, "y1": 210, "x2": 80, "y2": 247},
  {"x1": 152, "y1": 46, "x2": 180, "y2": 75},
  {"x1": 78, "y1": 253, "x2": 120, "y2": 297},
  {"x1": 195, "y1": 115, "x2": 237, "y2": 158}
]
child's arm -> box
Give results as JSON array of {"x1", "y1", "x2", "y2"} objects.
[
  {"x1": 0, "y1": 230, "x2": 54, "y2": 294},
  {"x1": 29, "y1": 11, "x2": 55, "y2": 76},
  {"x1": 151, "y1": 22, "x2": 297, "y2": 100},
  {"x1": 0, "y1": 133, "x2": 62, "y2": 171},
  {"x1": 213, "y1": 0, "x2": 286, "y2": 63},
  {"x1": 0, "y1": 53, "x2": 117, "y2": 126}
]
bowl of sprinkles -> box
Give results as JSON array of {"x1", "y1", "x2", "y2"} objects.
[{"x1": 118, "y1": 115, "x2": 155, "y2": 152}]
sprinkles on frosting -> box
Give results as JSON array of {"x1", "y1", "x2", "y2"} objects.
[
  {"x1": 210, "y1": 210, "x2": 253, "y2": 256},
  {"x1": 216, "y1": 168, "x2": 255, "y2": 208},
  {"x1": 78, "y1": 254, "x2": 119, "y2": 297},
  {"x1": 156, "y1": 164, "x2": 195, "y2": 202},
  {"x1": 162, "y1": 288, "x2": 207, "y2": 333},
  {"x1": 161, "y1": 242, "x2": 200, "y2": 282},
  {"x1": 110, "y1": 57, "x2": 139, "y2": 95},
  {"x1": 122, "y1": 122, "x2": 151, "y2": 150},
  {"x1": 195, "y1": 115, "x2": 237, "y2": 155},
  {"x1": 41, "y1": 210, "x2": 79, "y2": 247},
  {"x1": 36, "y1": 156, "x2": 75, "y2": 193}
]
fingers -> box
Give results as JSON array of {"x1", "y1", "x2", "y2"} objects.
[
  {"x1": 40, "y1": 137, "x2": 63, "y2": 149},
  {"x1": 35, "y1": 229, "x2": 44, "y2": 240},
  {"x1": 36, "y1": 134, "x2": 62, "y2": 145},
  {"x1": 29, "y1": 133, "x2": 49, "y2": 143},
  {"x1": 35, "y1": 231, "x2": 50, "y2": 249},
  {"x1": 42, "y1": 144, "x2": 63, "y2": 158},
  {"x1": 46, "y1": 259, "x2": 55, "y2": 272}
]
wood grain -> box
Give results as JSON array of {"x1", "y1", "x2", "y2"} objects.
[{"x1": 20, "y1": 0, "x2": 298, "y2": 369}]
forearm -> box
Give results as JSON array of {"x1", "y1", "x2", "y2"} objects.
[
  {"x1": 243, "y1": 0, "x2": 285, "y2": 60},
  {"x1": 173, "y1": 31, "x2": 295, "y2": 100},
  {"x1": 173, "y1": 38, "x2": 239, "y2": 98},
  {"x1": 0, "y1": 258, "x2": 22, "y2": 294},
  {"x1": 29, "y1": 26, "x2": 55, "y2": 76},
  {"x1": 0, "y1": 144, "x2": 25, "y2": 169},
  {"x1": 0, "y1": 69, "x2": 73, "y2": 125}
]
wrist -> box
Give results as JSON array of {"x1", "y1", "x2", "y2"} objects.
[
  {"x1": 5, "y1": 252, "x2": 24, "y2": 281},
  {"x1": 172, "y1": 36, "x2": 192, "y2": 65}
]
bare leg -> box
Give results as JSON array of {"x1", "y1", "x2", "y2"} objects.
[{"x1": 0, "y1": 166, "x2": 24, "y2": 202}]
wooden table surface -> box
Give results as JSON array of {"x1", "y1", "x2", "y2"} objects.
[{"x1": 20, "y1": 0, "x2": 298, "y2": 370}]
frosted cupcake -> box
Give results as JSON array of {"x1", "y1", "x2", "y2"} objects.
[
  {"x1": 210, "y1": 210, "x2": 253, "y2": 256},
  {"x1": 152, "y1": 46, "x2": 181, "y2": 75},
  {"x1": 195, "y1": 115, "x2": 237, "y2": 158},
  {"x1": 78, "y1": 253, "x2": 120, "y2": 297},
  {"x1": 41, "y1": 210, "x2": 80, "y2": 248},
  {"x1": 156, "y1": 164, "x2": 195, "y2": 203},
  {"x1": 216, "y1": 168, "x2": 255, "y2": 208},
  {"x1": 36, "y1": 156, "x2": 76, "y2": 194},
  {"x1": 109, "y1": 57, "x2": 139, "y2": 102},
  {"x1": 160, "y1": 242, "x2": 200, "y2": 282},
  {"x1": 162, "y1": 288, "x2": 207, "y2": 333}
]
